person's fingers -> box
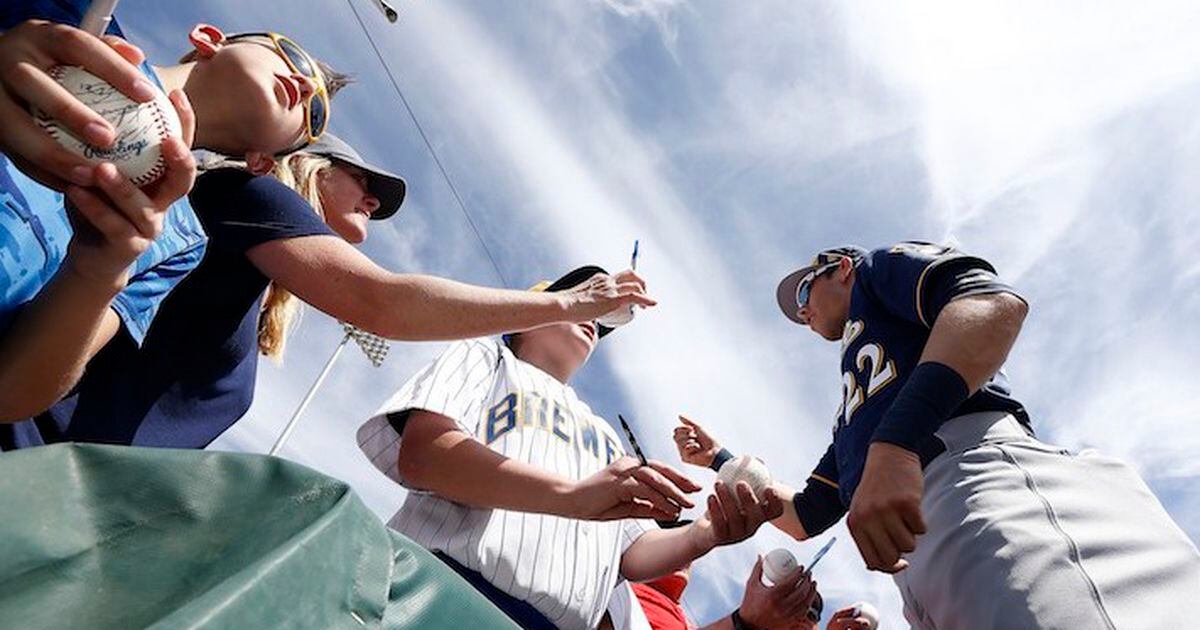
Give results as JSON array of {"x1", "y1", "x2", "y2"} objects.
[
  {"x1": 631, "y1": 465, "x2": 694, "y2": 508},
  {"x1": 861, "y1": 522, "x2": 905, "y2": 573},
  {"x1": 598, "y1": 499, "x2": 677, "y2": 521},
  {"x1": 899, "y1": 499, "x2": 928, "y2": 536},
  {"x1": 615, "y1": 286, "x2": 657, "y2": 307},
  {"x1": 779, "y1": 577, "x2": 816, "y2": 614},
  {"x1": 168, "y1": 89, "x2": 195, "y2": 148},
  {"x1": 883, "y1": 511, "x2": 918, "y2": 555},
  {"x1": 100, "y1": 35, "x2": 145, "y2": 65},
  {"x1": 746, "y1": 555, "x2": 764, "y2": 588},
  {"x1": 92, "y1": 163, "x2": 159, "y2": 238},
  {"x1": 6, "y1": 61, "x2": 115, "y2": 147},
  {"x1": 610, "y1": 269, "x2": 647, "y2": 291},
  {"x1": 145, "y1": 136, "x2": 196, "y2": 205},
  {"x1": 647, "y1": 460, "x2": 702, "y2": 493},
  {"x1": 678, "y1": 415, "x2": 702, "y2": 429},
  {"x1": 761, "y1": 487, "x2": 785, "y2": 520},
  {"x1": 707, "y1": 493, "x2": 730, "y2": 541},
  {"x1": 66, "y1": 185, "x2": 137, "y2": 245},
  {"x1": 41, "y1": 23, "x2": 157, "y2": 103},
  {"x1": 736, "y1": 481, "x2": 767, "y2": 524},
  {"x1": 0, "y1": 97, "x2": 99, "y2": 187},
  {"x1": 849, "y1": 518, "x2": 884, "y2": 572}
]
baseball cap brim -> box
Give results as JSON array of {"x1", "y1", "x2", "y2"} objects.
[
  {"x1": 776, "y1": 265, "x2": 818, "y2": 324},
  {"x1": 307, "y1": 133, "x2": 407, "y2": 220}
]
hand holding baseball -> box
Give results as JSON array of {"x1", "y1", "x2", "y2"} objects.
[
  {"x1": 567, "y1": 456, "x2": 700, "y2": 521},
  {"x1": 739, "y1": 555, "x2": 819, "y2": 629},
  {"x1": 827, "y1": 603, "x2": 879, "y2": 630},
  {"x1": 692, "y1": 480, "x2": 784, "y2": 551},
  {"x1": 63, "y1": 89, "x2": 196, "y2": 289},
  {"x1": 673, "y1": 415, "x2": 722, "y2": 467},
  {"x1": 0, "y1": 19, "x2": 157, "y2": 190},
  {"x1": 562, "y1": 269, "x2": 656, "y2": 324},
  {"x1": 847, "y1": 442, "x2": 927, "y2": 574}
]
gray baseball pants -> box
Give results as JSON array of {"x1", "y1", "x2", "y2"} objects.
[{"x1": 894, "y1": 411, "x2": 1200, "y2": 630}]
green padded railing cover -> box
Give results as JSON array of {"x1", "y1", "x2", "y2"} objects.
[{"x1": 0, "y1": 444, "x2": 517, "y2": 630}]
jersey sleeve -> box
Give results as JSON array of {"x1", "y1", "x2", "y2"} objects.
[
  {"x1": 188, "y1": 168, "x2": 334, "y2": 254},
  {"x1": 357, "y1": 340, "x2": 500, "y2": 485},
  {"x1": 109, "y1": 236, "x2": 206, "y2": 345},
  {"x1": 858, "y1": 242, "x2": 1023, "y2": 328},
  {"x1": 793, "y1": 444, "x2": 847, "y2": 537},
  {"x1": 619, "y1": 518, "x2": 657, "y2": 555}
]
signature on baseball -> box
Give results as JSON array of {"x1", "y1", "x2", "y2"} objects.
[{"x1": 74, "y1": 78, "x2": 155, "y2": 160}]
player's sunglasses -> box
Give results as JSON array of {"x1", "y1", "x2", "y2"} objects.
[
  {"x1": 794, "y1": 262, "x2": 841, "y2": 310},
  {"x1": 228, "y1": 32, "x2": 329, "y2": 146}
]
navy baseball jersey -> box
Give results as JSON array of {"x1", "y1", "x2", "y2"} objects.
[{"x1": 799, "y1": 242, "x2": 1028, "y2": 527}]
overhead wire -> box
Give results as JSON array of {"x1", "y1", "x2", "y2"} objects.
[{"x1": 343, "y1": 0, "x2": 512, "y2": 288}]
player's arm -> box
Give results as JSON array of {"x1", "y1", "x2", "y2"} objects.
[
  {"x1": 0, "y1": 123, "x2": 195, "y2": 421},
  {"x1": 395, "y1": 410, "x2": 698, "y2": 521},
  {"x1": 851, "y1": 246, "x2": 1028, "y2": 573},
  {"x1": 619, "y1": 480, "x2": 783, "y2": 581},
  {"x1": 249, "y1": 236, "x2": 654, "y2": 341}
]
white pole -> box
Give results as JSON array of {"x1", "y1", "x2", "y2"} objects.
[{"x1": 269, "y1": 333, "x2": 351, "y2": 456}]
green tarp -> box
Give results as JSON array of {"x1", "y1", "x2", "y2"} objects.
[{"x1": 0, "y1": 444, "x2": 517, "y2": 630}]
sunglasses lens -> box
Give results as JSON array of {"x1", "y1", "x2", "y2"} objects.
[
  {"x1": 277, "y1": 37, "x2": 315, "y2": 77},
  {"x1": 308, "y1": 95, "x2": 328, "y2": 137},
  {"x1": 797, "y1": 283, "x2": 812, "y2": 308}
]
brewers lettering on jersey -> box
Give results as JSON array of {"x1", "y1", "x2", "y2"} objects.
[{"x1": 358, "y1": 339, "x2": 645, "y2": 629}]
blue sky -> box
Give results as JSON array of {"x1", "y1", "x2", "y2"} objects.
[{"x1": 120, "y1": 0, "x2": 1200, "y2": 626}]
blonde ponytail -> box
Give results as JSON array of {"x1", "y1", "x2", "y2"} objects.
[{"x1": 257, "y1": 153, "x2": 333, "y2": 361}]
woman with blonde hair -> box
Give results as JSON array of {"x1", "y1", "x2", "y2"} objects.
[{"x1": 17, "y1": 133, "x2": 652, "y2": 449}]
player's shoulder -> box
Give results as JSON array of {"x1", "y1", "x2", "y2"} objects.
[{"x1": 863, "y1": 241, "x2": 997, "y2": 277}]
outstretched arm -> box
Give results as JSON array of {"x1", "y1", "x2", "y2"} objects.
[{"x1": 248, "y1": 235, "x2": 655, "y2": 341}]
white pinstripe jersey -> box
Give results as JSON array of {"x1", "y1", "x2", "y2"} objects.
[{"x1": 358, "y1": 339, "x2": 648, "y2": 630}]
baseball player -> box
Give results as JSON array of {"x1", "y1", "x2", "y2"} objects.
[
  {"x1": 358, "y1": 265, "x2": 783, "y2": 630},
  {"x1": 674, "y1": 242, "x2": 1200, "y2": 629}
]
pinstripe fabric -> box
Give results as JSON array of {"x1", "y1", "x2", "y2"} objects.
[{"x1": 357, "y1": 339, "x2": 647, "y2": 630}]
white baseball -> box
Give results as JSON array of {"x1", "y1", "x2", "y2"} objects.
[
  {"x1": 762, "y1": 547, "x2": 798, "y2": 585},
  {"x1": 717, "y1": 455, "x2": 772, "y2": 500},
  {"x1": 850, "y1": 601, "x2": 880, "y2": 629},
  {"x1": 35, "y1": 66, "x2": 182, "y2": 187},
  {"x1": 595, "y1": 306, "x2": 635, "y2": 327}
]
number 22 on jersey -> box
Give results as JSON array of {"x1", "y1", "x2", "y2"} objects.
[{"x1": 836, "y1": 319, "x2": 897, "y2": 429}]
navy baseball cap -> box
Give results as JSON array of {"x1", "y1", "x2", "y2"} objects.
[
  {"x1": 308, "y1": 133, "x2": 407, "y2": 220},
  {"x1": 776, "y1": 246, "x2": 868, "y2": 324}
]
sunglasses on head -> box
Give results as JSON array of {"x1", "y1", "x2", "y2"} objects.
[
  {"x1": 794, "y1": 261, "x2": 841, "y2": 310},
  {"x1": 229, "y1": 32, "x2": 329, "y2": 146}
]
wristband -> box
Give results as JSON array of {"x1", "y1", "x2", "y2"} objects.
[
  {"x1": 709, "y1": 447, "x2": 734, "y2": 472},
  {"x1": 871, "y1": 361, "x2": 969, "y2": 452},
  {"x1": 731, "y1": 608, "x2": 757, "y2": 630}
]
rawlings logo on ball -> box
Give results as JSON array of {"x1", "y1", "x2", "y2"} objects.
[{"x1": 34, "y1": 65, "x2": 181, "y2": 187}]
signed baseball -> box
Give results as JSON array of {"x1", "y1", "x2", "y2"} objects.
[
  {"x1": 35, "y1": 66, "x2": 181, "y2": 187},
  {"x1": 763, "y1": 548, "x2": 798, "y2": 585},
  {"x1": 717, "y1": 455, "x2": 772, "y2": 500}
]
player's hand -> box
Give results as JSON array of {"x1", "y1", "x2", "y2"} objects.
[
  {"x1": 847, "y1": 442, "x2": 927, "y2": 574},
  {"x1": 672, "y1": 414, "x2": 722, "y2": 467},
  {"x1": 691, "y1": 480, "x2": 784, "y2": 552},
  {"x1": 561, "y1": 269, "x2": 656, "y2": 324},
  {"x1": 567, "y1": 456, "x2": 700, "y2": 521},
  {"x1": 0, "y1": 20, "x2": 157, "y2": 190},
  {"x1": 63, "y1": 104, "x2": 195, "y2": 288},
  {"x1": 826, "y1": 606, "x2": 873, "y2": 630},
  {"x1": 738, "y1": 556, "x2": 820, "y2": 630}
]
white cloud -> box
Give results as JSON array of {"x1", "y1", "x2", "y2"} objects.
[{"x1": 122, "y1": 0, "x2": 1200, "y2": 626}]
